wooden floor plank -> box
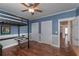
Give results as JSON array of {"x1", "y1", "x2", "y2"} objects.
[{"x1": 2, "y1": 41, "x2": 76, "y2": 56}]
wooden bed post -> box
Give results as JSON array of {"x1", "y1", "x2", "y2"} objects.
[
  {"x1": 18, "y1": 25, "x2": 20, "y2": 37},
  {"x1": 1, "y1": 23, "x2": 2, "y2": 35},
  {"x1": 27, "y1": 19, "x2": 30, "y2": 48}
]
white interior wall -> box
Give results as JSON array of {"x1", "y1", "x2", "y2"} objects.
[{"x1": 52, "y1": 35, "x2": 58, "y2": 47}]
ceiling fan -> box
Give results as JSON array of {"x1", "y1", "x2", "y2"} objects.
[{"x1": 21, "y1": 3, "x2": 42, "y2": 15}]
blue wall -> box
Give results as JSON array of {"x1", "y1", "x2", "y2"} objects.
[
  {"x1": 0, "y1": 8, "x2": 79, "y2": 36},
  {"x1": 20, "y1": 26, "x2": 27, "y2": 34},
  {"x1": 11, "y1": 26, "x2": 28, "y2": 34},
  {"x1": 31, "y1": 9, "x2": 77, "y2": 35},
  {"x1": 11, "y1": 26, "x2": 18, "y2": 34}
]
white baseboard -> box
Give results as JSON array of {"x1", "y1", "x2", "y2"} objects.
[
  {"x1": 51, "y1": 44, "x2": 60, "y2": 48},
  {"x1": 3, "y1": 43, "x2": 18, "y2": 49}
]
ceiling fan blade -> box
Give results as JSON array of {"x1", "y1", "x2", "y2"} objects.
[
  {"x1": 35, "y1": 9, "x2": 42, "y2": 12},
  {"x1": 21, "y1": 3, "x2": 29, "y2": 8},
  {"x1": 29, "y1": 3, "x2": 34, "y2": 7},
  {"x1": 22, "y1": 9, "x2": 28, "y2": 12},
  {"x1": 33, "y1": 3, "x2": 40, "y2": 8}
]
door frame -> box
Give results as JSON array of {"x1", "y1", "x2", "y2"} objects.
[{"x1": 58, "y1": 17, "x2": 75, "y2": 48}]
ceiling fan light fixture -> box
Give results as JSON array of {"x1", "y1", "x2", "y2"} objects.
[
  {"x1": 29, "y1": 8, "x2": 34, "y2": 13},
  {"x1": 21, "y1": 3, "x2": 42, "y2": 15}
]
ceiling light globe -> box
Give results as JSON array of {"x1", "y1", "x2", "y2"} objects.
[{"x1": 29, "y1": 8, "x2": 34, "y2": 12}]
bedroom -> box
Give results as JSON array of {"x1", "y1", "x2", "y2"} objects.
[{"x1": 0, "y1": 3, "x2": 79, "y2": 56}]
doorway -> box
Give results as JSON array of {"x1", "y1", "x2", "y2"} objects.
[
  {"x1": 60, "y1": 21, "x2": 69, "y2": 48},
  {"x1": 58, "y1": 18, "x2": 74, "y2": 49}
]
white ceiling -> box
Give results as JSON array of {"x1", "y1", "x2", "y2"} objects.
[{"x1": 0, "y1": 3, "x2": 79, "y2": 20}]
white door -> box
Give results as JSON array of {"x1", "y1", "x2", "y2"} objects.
[
  {"x1": 72, "y1": 19, "x2": 78, "y2": 46},
  {"x1": 41, "y1": 20, "x2": 52, "y2": 45},
  {"x1": 31, "y1": 23, "x2": 39, "y2": 42}
]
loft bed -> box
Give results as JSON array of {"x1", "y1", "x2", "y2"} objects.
[{"x1": 0, "y1": 10, "x2": 30, "y2": 48}]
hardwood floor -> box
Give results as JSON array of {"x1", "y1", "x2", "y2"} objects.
[{"x1": 2, "y1": 41, "x2": 76, "y2": 56}]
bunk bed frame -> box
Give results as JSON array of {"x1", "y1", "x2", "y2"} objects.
[{"x1": 0, "y1": 10, "x2": 30, "y2": 48}]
